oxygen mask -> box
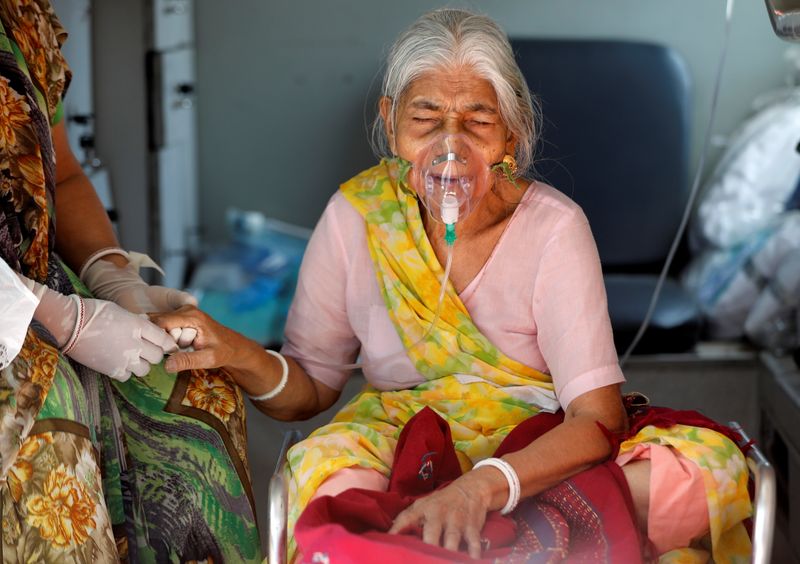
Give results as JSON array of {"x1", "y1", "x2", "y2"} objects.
[{"x1": 411, "y1": 135, "x2": 490, "y2": 246}]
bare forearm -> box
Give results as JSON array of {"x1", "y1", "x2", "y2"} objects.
[
  {"x1": 150, "y1": 305, "x2": 338, "y2": 421},
  {"x1": 227, "y1": 344, "x2": 332, "y2": 421},
  {"x1": 507, "y1": 415, "x2": 616, "y2": 496},
  {"x1": 54, "y1": 173, "x2": 121, "y2": 271},
  {"x1": 478, "y1": 394, "x2": 627, "y2": 511}
]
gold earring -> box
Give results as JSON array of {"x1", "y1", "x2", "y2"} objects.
[{"x1": 502, "y1": 154, "x2": 518, "y2": 177}]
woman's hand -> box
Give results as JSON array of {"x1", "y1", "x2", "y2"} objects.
[
  {"x1": 148, "y1": 305, "x2": 257, "y2": 373},
  {"x1": 388, "y1": 467, "x2": 505, "y2": 559},
  {"x1": 150, "y1": 306, "x2": 343, "y2": 421}
]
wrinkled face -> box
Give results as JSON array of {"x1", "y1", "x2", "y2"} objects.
[{"x1": 380, "y1": 67, "x2": 516, "y2": 200}]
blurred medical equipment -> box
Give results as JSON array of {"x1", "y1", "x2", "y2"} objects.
[
  {"x1": 745, "y1": 249, "x2": 800, "y2": 350},
  {"x1": 685, "y1": 42, "x2": 800, "y2": 352},
  {"x1": 691, "y1": 94, "x2": 800, "y2": 250},
  {"x1": 683, "y1": 212, "x2": 800, "y2": 342},
  {"x1": 188, "y1": 209, "x2": 310, "y2": 347},
  {"x1": 765, "y1": 0, "x2": 800, "y2": 41}
]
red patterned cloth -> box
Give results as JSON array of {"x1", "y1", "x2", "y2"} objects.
[{"x1": 295, "y1": 408, "x2": 644, "y2": 563}]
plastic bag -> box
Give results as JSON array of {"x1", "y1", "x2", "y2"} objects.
[
  {"x1": 691, "y1": 96, "x2": 800, "y2": 250},
  {"x1": 682, "y1": 211, "x2": 800, "y2": 339},
  {"x1": 745, "y1": 249, "x2": 800, "y2": 351}
]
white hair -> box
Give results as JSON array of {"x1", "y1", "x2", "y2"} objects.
[{"x1": 371, "y1": 8, "x2": 541, "y2": 173}]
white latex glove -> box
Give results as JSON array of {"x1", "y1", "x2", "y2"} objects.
[
  {"x1": 80, "y1": 250, "x2": 198, "y2": 315},
  {"x1": 81, "y1": 249, "x2": 198, "y2": 347},
  {"x1": 18, "y1": 274, "x2": 178, "y2": 381}
]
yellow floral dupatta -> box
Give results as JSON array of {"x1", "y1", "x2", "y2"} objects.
[{"x1": 342, "y1": 158, "x2": 555, "y2": 392}]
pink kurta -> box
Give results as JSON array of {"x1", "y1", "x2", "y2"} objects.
[{"x1": 283, "y1": 181, "x2": 625, "y2": 411}]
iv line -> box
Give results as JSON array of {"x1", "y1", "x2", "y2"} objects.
[{"x1": 619, "y1": 0, "x2": 735, "y2": 367}]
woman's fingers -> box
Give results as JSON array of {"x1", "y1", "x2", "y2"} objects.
[
  {"x1": 463, "y1": 523, "x2": 483, "y2": 559},
  {"x1": 421, "y1": 515, "x2": 443, "y2": 547},
  {"x1": 164, "y1": 348, "x2": 219, "y2": 372},
  {"x1": 442, "y1": 526, "x2": 462, "y2": 552},
  {"x1": 387, "y1": 507, "x2": 418, "y2": 535},
  {"x1": 149, "y1": 305, "x2": 203, "y2": 332},
  {"x1": 389, "y1": 480, "x2": 490, "y2": 558}
]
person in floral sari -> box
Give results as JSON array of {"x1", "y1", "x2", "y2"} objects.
[
  {"x1": 152, "y1": 8, "x2": 752, "y2": 563},
  {"x1": 0, "y1": 0, "x2": 261, "y2": 561}
]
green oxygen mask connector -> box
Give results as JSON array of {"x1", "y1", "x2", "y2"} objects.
[{"x1": 445, "y1": 223, "x2": 456, "y2": 246}]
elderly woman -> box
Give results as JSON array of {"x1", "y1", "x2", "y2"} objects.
[{"x1": 153, "y1": 8, "x2": 751, "y2": 562}]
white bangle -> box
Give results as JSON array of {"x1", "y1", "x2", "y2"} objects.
[
  {"x1": 473, "y1": 457, "x2": 521, "y2": 515},
  {"x1": 248, "y1": 349, "x2": 289, "y2": 402}
]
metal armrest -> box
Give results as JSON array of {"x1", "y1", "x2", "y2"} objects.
[
  {"x1": 268, "y1": 429, "x2": 303, "y2": 564},
  {"x1": 729, "y1": 421, "x2": 776, "y2": 564}
]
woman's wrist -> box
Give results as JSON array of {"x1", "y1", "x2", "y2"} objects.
[
  {"x1": 247, "y1": 350, "x2": 289, "y2": 402},
  {"x1": 471, "y1": 462, "x2": 512, "y2": 512},
  {"x1": 228, "y1": 343, "x2": 288, "y2": 398},
  {"x1": 472, "y1": 457, "x2": 521, "y2": 514}
]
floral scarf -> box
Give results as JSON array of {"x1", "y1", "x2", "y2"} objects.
[{"x1": 340, "y1": 158, "x2": 555, "y2": 394}]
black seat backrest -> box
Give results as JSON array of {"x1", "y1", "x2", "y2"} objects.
[{"x1": 511, "y1": 40, "x2": 692, "y2": 271}]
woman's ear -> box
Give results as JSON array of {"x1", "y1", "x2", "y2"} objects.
[
  {"x1": 379, "y1": 96, "x2": 396, "y2": 154},
  {"x1": 505, "y1": 131, "x2": 517, "y2": 158}
]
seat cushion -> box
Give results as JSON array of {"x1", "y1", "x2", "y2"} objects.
[
  {"x1": 605, "y1": 274, "x2": 701, "y2": 354},
  {"x1": 511, "y1": 39, "x2": 691, "y2": 268}
]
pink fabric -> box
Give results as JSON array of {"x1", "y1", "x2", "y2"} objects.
[
  {"x1": 616, "y1": 444, "x2": 710, "y2": 554},
  {"x1": 311, "y1": 467, "x2": 389, "y2": 502},
  {"x1": 282, "y1": 181, "x2": 624, "y2": 411}
]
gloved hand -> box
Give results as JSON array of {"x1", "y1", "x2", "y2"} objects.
[
  {"x1": 19, "y1": 273, "x2": 178, "y2": 381},
  {"x1": 80, "y1": 249, "x2": 198, "y2": 348},
  {"x1": 80, "y1": 249, "x2": 198, "y2": 315}
]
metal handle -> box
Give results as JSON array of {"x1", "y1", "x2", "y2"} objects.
[
  {"x1": 728, "y1": 421, "x2": 776, "y2": 564},
  {"x1": 268, "y1": 429, "x2": 303, "y2": 564}
]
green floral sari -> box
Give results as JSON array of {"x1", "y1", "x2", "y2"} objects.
[{"x1": 0, "y1": 1, "x2": 260, "y2": 561}]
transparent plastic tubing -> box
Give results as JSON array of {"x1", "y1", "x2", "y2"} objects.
[{"x1": 619, "y1": 0, "x2": 735, "y2": 366}]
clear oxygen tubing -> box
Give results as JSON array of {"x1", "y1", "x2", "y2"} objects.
[
  {"x1": 619, "y1": 0, "x2": 735, "y2": 367},
  {"x1": 297, "y1": 137, "x2": 486, "y2": 372}
]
